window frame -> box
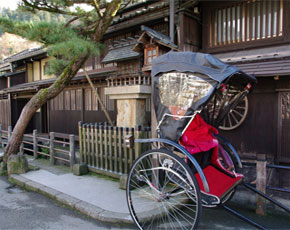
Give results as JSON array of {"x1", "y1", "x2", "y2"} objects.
[
  {"x1": 202, "y1": 0, "x2": 289, "y2": 53},
  {"x1": 144, "y1": 44, "x2": 159, "y2": 66}
]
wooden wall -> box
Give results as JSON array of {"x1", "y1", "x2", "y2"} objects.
[
  {"x1": 9, "y1": 72, "x2": 25, "y2": 87},
  {"x1": 48, "y1": 85, "x2": 117, "y2": 135},
  {"x1": 11, "y1": 98, "x2": 42, "y2": 133},
  {"x1": 27, "y1": 57, "x2": 55, "y2": 83},
  {"x1": 221, "y1": 76, "x2": 290, "y2": 163},
  {"x1": 0, "y1": 98, "x2": 10, "y2": 130},
  {"x1": 178, "y1": 12, "x2": 201, "y2": 51},
  {"x1": 0, "y1": 77, "x2": 7, "y2": 90}
]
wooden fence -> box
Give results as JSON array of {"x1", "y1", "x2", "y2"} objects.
[
  {"x1": 0, "y1": 124, "x2": 76, "y2": 169},
  {"x1": 78, "y1": 122, "x2": 151, "y2": 178}
]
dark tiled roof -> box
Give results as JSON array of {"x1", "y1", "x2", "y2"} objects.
[
  {"x1": 112, "y1": 2, "x2": 169, "y2": 25},
  {"x1": 4, "y1": 47, "x2": 45, "y2": 63},
  {"x1": 0, "y1": 63, "x2": 11, "y2": 72},
  {"x1": 141, "y1": 25, "x2": 177, "y2": 49},
  {"x1": 214, "y1": 45, "x2": 290, "y2": 63},
  {"x1": 133, "y1": 25, "x2": 178, "y2": 53},
  {"x1": 102, "y1": 38, "x2": 140, "y2": 64},
  {"x1": 0, "y1": 69, "x2": 115, "y2": 94},
  {"x1": 214, "y1": 45, "x2": 290, "y2": 77},
  {"x1": 235, "y1": 59, "x2": 290, "y2": 77}
]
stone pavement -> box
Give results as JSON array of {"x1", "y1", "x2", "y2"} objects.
[
  {"x1": 8, "y1": 157, "x2": 133, "y2": 224},
  {"x1": 3, "y1": 149, "x2": 290, "y2": 228}
]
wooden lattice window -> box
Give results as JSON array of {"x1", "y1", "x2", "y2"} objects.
[
  {"x1": 144, "y1": 45, "x2": 159, "y2": 65},
  {"x1": 209, "y1": 0, "x2": 283, "y2": 47}
]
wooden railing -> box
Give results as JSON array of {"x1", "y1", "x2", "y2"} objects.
[
  {"x1": 78, "y1": 122, "x2": 151, "y2": 178},
  {"x1": 0, "y1": 124, "x2": 76, "y2": 169},
  {"x1": 107, "y1": 74, "x2": 151, "y2": 87}
]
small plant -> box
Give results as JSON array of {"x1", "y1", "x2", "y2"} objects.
[{"x1": 40, "y1": 147, "x2": 49, "y2": 155}]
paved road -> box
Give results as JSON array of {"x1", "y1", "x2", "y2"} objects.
[
  {"x1": 0, "y1": 176, "x2": 133, "y2": 230},
  {"x1": 1, "y1": 175, "x2": 289, "y2": 230}
]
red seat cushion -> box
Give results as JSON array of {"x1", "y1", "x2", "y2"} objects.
[
  {"x1": 195, "y1": 165, "x2": 243, "y2": 198},
  {"x1": 180, "y1": 114, "x2": 219, "y2": 155}
]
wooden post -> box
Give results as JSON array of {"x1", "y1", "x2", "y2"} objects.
[
  {"x1": 256, "y1": 153, "x2": 267, "y2": 215},
  {"x1": 86, "y1": 124, "x2": 91, "y2": 166},
  {"x1": 113, "y1": 126, "x2": 117, "y2": 173},
  {"x1": 0, "y1": 124, "x2": 2, "y2": 148},
  {"x1": 134, "y1": 125, "x2": 142, "y2": 160},
  {"x1": 8, "y1": 126, "x2": 12, "y2": 140},
  {"x1": 124, "y1": 128, "x2": 129, "y2": 174},
  {"x1": 83, "y1": 124, "x2": 87, "y2": 164},
  {"x1": 69, "y1": 134, "x2": 75, "y2": 171},
  {"x1": 118, "y1": 127, "x2": 123, "y2": 173},
  {"x1": 109, "y1": 126, "x2": 113, "y2": 172},
  {"x1": 128, "y1": 127, "x2": 134, "y2": 171},
  {"x1": 104, "y1": 124, "x2": 108, "y2": 170},
  {"x1": 33, "y1": 129, "x2": 38, "y2": 159},
  {"x1": 50, "y1": 132, "x2": 55, "y2": 165},
  {"x1": 19, "y1": 142, "x2": 24, "y2": 155},
  {"x1": 78, "y1": 121, "x2": 83, "y2": 164},
  {"x1": 95, "y1": 123, "x2": 99, "y2": 168},
  {"x1": 99, "y1": 124, "x2": 104, "y2": 169},
  {"x1": 170, "y1": 0, "x2": 175, "y2": 43},
  {"x1": 90, "y1": 124, "x2": 95, "y2": 167}
]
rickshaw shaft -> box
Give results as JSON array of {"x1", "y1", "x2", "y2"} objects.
[
  {"x1": 221, "y1": 205, "x2": 267, "y2": 230},
  {"x1": 243, "y1": 183, "x2": 290, "y2": 213}
]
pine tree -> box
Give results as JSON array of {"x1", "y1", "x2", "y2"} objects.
[{"x1": 0, "y1": 0, "x2": 132, "y2": 164}]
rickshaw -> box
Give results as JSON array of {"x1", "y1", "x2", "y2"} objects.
[{"x1": 126, "y1": 52, "x2": 290, "y2": 230}]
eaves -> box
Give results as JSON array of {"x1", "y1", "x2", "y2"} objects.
[
  {"x1": 6, "y1": 48, "x2": 47, "y2": 63},
  {"x1": 105, "y1": 7, "x2": 169, "y2": 36}
]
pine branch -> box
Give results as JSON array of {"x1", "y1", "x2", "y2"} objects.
[
  {"x1": 21, "y1": 0, "x2": 81, "y2": 17},
  {"x1": 0, "y1": 18, "x2": 32, "y2": 38},
  {"x1": 65, "y1": 16, "x2": 79, "y2": 27},
  {"x1": 93, "y1": 0, "x2": 104, "y2": 18},
  {"x1": 119, "y1": 0, "x2": 133, "y2": 11}
]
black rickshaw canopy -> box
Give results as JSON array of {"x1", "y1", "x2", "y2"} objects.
[{"x1": 152, "y1": 52, "x2": 257, "y2": 142}]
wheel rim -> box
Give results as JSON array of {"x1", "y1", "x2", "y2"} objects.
[
  {"x1": 205, "y1": 88, "x2": 249, "y2": 131},
  {"x1": 127, "y1": 151, "x2": 200, "y2": 230},
  {"x1": 219, "y1": 96, "x2": 248, "y2": 130}
]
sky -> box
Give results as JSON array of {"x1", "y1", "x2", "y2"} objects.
[
  {"x1": 1, "y1": 0, "x2": 20, "y2": 10},
  {"x1": 0, "y1": 0, "x2": 94, "y2": 11}
]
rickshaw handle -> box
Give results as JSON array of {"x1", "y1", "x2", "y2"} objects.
[{"x1": 135, "y1": 138, "x2": 210, "y2": 193}]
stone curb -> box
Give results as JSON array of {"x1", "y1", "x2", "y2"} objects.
[
  {"x1": 8, "y1": 174, "x2": 134, "y2": 225},
  {"x1": 9, "y1": 174, "x2": 289, "y2": 225}
]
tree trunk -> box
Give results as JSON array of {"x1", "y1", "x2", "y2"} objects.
[{"x1": 3, "y1": 55, "x2": 88, "y2": 162}]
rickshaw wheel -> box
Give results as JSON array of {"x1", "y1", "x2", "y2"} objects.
[
  {"x1": 219, "y1": 96, "x2": 248, "y2": 131},
  {"x1": 127, "y1": 149, "x2": 202, "y2": 230}
]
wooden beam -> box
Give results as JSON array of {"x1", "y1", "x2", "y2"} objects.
[{"x1": 83, "y1": 68, "x2": 113, "y2": 126}]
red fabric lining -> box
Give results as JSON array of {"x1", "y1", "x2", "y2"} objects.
[
  {"x1": 180, "y1": 114, "x2": 244, "y2": 197},
  {"x1": 180, "y1": 114, "x2": 219, "y2": 162},
  {"x1": 195, "y1": 165, "x2": 243, "y2": 197}
]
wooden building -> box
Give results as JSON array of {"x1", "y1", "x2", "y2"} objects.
[
  {"x1": 0, "y1": 62, "x2": 11, "y2": 130},
  {"x1": 201, "y1": 0, "x2": 290, "y2": 164},
  {"x1": 0, "y1": 0, "x2": 289, "y2": 165},
  {"x1": 0, "y1": 46, "x2": 117, "y2": 135}
]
